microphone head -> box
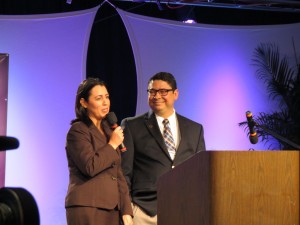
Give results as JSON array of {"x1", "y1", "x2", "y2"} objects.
[
  {"x1": 0, "y1": 136, "x2": 19, "y2": 151},
  {"x1": 246, "y1": 111, "x2": 253, "y2": 120},
  {"x1": 249, "y1": 135, "x2": 258, "y2": 144},
  {"x1": 245, "y1": 110, "x2": 258, "y2": 144},
  {"x1": 106, "y1": 112, "x2": 118, "y2": 127},
  {"x1": 246, "y1": 111, "x2": 252, "y2": 116}
]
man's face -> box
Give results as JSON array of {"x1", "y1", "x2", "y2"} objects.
[{"x1": 148, "y1": 80, "x2": 178, "y2": 117}]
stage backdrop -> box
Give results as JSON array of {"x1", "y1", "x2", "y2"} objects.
[
  {"x1": 0, "y1": 7, "x2": 98, "y2": 225},
  {"x1": 118, "y1": 9, "x2": 300, "y2": 151},
  {"x1": 1, "y1": 5, "x2": 300, "y2": 225}
]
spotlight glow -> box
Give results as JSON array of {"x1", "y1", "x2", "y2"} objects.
[{"x1": 183, "y1": 19, "x2": 196, "y2": 24}]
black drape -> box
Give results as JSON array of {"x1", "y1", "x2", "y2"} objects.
[{"x1": 87, "y1": 3, "x2": 137, "y2": 122}]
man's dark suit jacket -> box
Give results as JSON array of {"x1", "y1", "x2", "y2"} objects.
[
  {"x1": 65, "y1": 120, "x2": 133, "y2": 218},
  {"x1": 121, "y1": 111, "x2": 206, "y2": 216}
]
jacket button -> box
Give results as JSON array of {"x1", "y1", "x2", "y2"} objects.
[
  {"x1": 172, "y1": 165, "x2": 175, "y2": 169},
  {"x1": 111, "y1": 163, "x2": 116, "y2": 167},
  {"x1": 112, "y1": 176, "x2": 117, "y2": 180}
]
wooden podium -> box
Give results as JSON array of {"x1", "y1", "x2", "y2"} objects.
[{"x1": 157, "y1": 151, "x2": 299, "y2": 225}]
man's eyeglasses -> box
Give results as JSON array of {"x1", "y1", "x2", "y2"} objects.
[{"x1": 147, "y1": 89, "x2": 174, "y2": 96}]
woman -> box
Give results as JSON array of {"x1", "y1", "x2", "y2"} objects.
[{"x1": 65, "y1": 78, "x2": 133, "y2": 225}]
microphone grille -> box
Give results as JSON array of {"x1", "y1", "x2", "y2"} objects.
[
  {"x1": 106, "y1": 112, "x2": 118, "y2": 125},
  {"x1": 250, "y1": 135, "x2": 258, "y2": 144},
  {"x1": 0, "y1": 136, "x2": 20, "y2": 151},
  {"x1": 246, "y1": 111, "x2": 252, "y2": 118}
]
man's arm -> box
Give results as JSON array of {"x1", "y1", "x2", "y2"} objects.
[{"x1": 120, "y1": 119, "x2": 134, "y2": 191}]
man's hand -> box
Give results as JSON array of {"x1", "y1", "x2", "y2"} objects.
[{"x1": 122, "y1": 214, "x2": 133, "y2": 225}]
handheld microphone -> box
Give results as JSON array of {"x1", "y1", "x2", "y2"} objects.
[
  {"x1": 245, "y1": 111, "x2": 258, "y2": 144},
  {"x1": 0, "y1": 136, "x2": 19, "y2": 151},
  {"x1": 106, "y1": 112, "x2": 127, "y2": 152}
]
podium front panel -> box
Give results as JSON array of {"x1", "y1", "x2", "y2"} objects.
[{"x1": 157, "y1": 151, "x2": 299, "y2": 225}]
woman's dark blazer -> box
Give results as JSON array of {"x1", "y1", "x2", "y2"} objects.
[{"x1": 65, "y1": 120, "x2": 132, "y2": 216}]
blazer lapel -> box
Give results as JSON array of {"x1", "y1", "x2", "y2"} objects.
[
  {"x1": 102, "y1": 120, "x2": 121, "y2": 156},
  {"x1": 175, "y1": 114, "x2": 194, "y2": 160},
  {"x1": 175, "y1": 114, "x2": 185, "y2": 155},
  {"x1": 90, "y1": 124, "x2": 106, "y2": 145},
  {"x1": 144, "y1": 111, "x2": 171, "y2": 159}
]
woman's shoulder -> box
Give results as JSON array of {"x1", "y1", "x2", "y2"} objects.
[{"x1": 68, "y1": 121, "x2": 90, "y2": 133}]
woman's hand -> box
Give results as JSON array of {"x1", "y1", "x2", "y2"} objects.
[
  {"x1": 108, "y1": 126, "x2": 124, "y2": 150},
  {"x1": 122, "y1": 214, "x2": 133, "y2": 225}
]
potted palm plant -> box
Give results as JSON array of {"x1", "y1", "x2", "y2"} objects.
[{"x1": 239, "y1": 41, "x2": 300, "y2": 150}]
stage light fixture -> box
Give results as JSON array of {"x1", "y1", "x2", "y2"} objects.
[
  {"x1": 183, "y1": 19, "x2": 197, "y2": 23},
  {"x1": 0, "y1": 137, "x2": 40, "y2": 225},
  {"x1": 0, "y1": 136, "x2": 19, "y2": 151}
]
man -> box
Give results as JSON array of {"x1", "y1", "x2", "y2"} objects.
[{"x1": 121, "y1": 72, "x2": 206, "y2": 225}]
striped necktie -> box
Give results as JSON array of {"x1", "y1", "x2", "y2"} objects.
[{"x1": 162, "y1": 119, "x2": 176, "y2": 160}]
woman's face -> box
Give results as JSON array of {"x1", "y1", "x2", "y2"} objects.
[{"x1": 80, "y1": 85, "x2": 110, "y2": 122}]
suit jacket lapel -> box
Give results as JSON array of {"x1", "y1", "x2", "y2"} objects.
[
  {"x1": 102, "y1": 120, "x2": 121, "y2": 156},
  {"x1": 90, "y1": 124, "x2": 106, "y2": 144},
  {"x1": 89, "y1": 121, "x2": 121, "y2": 156},
  {"x1": 175, "y1": 114, "x2": 185, "y2": 155},
  {"x1": 144, "y1": 111, "x2": 171, "y2": 159}
]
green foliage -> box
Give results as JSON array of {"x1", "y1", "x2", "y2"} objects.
[{"x1": 239, "y1": 42, "x2": 300, "y2": 150}]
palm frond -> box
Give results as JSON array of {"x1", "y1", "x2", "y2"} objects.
[
  {"x1": 240, "y1": 41, "x2": 300, "y2": 150},
  {"x1": 252, "y1": 43, "x2": 296, "y2": 108}
]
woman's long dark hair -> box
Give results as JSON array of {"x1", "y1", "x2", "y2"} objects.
[{"x1": 71, "y1": 77, "x2": 107, "y2": 125}]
